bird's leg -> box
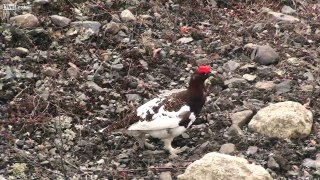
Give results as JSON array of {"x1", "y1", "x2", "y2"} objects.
[
  {"x1": 134, "y1": 134, "x2": 155, "y2": 149},
  {"x1": 163, "y1": 138, "x2": 188, "y2": 158}
]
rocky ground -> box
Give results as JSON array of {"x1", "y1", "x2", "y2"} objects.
[{"x1": 1, "y1": 0, "x2": 320, "y2": 179}]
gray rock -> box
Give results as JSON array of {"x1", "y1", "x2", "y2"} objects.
[
  {"x1": 224, "y1": 78, "x2": 246, "y2": 85},
  {"x1": 252, "y1": 23, "x2": 264, "y2": 32},
  {"x1": 67, "y1": 67, "x2": 79, "y2": 78},
  {"x1": 276, "y1": 80, "x2": 292, "y2": 95},
  {"x1": 104, "y1": 21, "x2": 120, "y2": 34},
  {"x1": 268, "y1": 156, "x2": 280, "y2": 169},
  {"x1": 10, "y1": 14, "x2": 39, "y2": 28},
  {"x1": 225, "y1": 124, "x2": 244, "y2": 138},
  {"x1": 304, "y1": 71, "x2": 314, "y2": 81},
  {"x1": 111, "y1": 64, "x2": 124, "y2": 70},
  {"x1": 120, "y1": 9, "x2": 136, "y2": 22},
  {"x1": 287, "y1": 57, "x2": 300, "y2": 66},
  {"x1": 223, "y1": 60, "x2": 240, "y2": 72},
  {"x1": 178, "y1": 152, "x2": 272, "y2": 180},
  {"x1": 126, "y1": 94, "x2": 142, "y2": 101},
  {"x1": 86, "y1": 81, "x2": 106, "y2": 92},
  {"x1": 242, "y1": 74, "x2": 256, "y2": 82},
  {"x1": 71, "y1": 21, "x2": 101, "y2": 33},
  {"x1": 50, "y1": 15, "x2": 71, "y2": 27},
  {"x1": 253, "y1": 45, "x2": 279, "y2": 65},
  {"x1": 255, "y1": 81, "x2": 275, "y2": 90},
  {"x1": 248, "y1": 101, "x2": 313, "y2": 139},
  {"x1": 231, "y1": 110, "x2": 254, "y2": 127},
  {"x1": 159, "y1": 171, "x2": 172, "y2": 180},
  {"x1": 43, "y1": 67, "x2": 59, "y2": 77},
  {"x1": 246, "y1": 146, "x2": 258, "y2": 155},
  {"x1": 219, "y1": 143, "x2": 236, "y2": 154},
  {"x1": 281, "y1": 5, "x2": 296, "y2": 14}
]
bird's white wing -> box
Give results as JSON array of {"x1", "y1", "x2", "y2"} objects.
[{"x1": 128, "y1": 105, "x2": 195, "y2": 131}]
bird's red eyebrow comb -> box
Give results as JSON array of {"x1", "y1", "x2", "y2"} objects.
[{"x1": 197, "y1": 66, "x2": 211, "y2": 74}]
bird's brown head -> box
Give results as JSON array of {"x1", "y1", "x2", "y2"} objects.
[{"x1": 190, "y1": 65, "x2": 211, "y2": 84}]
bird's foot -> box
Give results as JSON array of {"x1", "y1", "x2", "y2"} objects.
[
  {"x1": 169, "y1": 146, "x2": 188, "y2": 159},
  {"x1": 144, "y1": 142, "x2": 156, "y2": 150}
]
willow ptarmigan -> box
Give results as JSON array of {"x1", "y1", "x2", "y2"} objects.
[{"x1": 100, "y1": 66, "x2": 211, "y2": 157}]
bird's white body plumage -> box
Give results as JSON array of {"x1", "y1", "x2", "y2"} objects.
[{"x1": 128, "y1": 97, "x2": 196, "y2": 139}]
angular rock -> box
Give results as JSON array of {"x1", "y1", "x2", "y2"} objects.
[
  {"x1": 253, "y1": 45, "x2": 279, "y2": 65},
  {"x1": 242, "y1": 74, "x2": 256, "y2": 82},
  {"x1": 120, "y1": 9, "x2": 136, "y2": 22},
  {"x1": 219, "y1": 143, "x2": 236, "y2": 154},
  {"x1": 246, "y1": 146, "x2": 258, "y2": 155},
  {"x1": 224, "y1": 78, "x2": 246, "y2": 85},
  {"x1": 223, "y1": 60, "x2": 240, "y2": 72},
  {"x1": 248, "y1": 101, "x2": 313, "y2": 139},
  {"x1": 70, "y1": 21, "x2": 101, "y2": 33},
  {"x1": 255, "y1": 81, "x2": 275, "y2": 90},
  {"x1": 225, "y1": 124, "x2": 244, "y2": 138},
  {"x1": 231, "y1": 110, "x2": 253, "y2": 127},
  {"x1": 86, "y1": 81, "x2": 106, "y2": 92},
  {"x1": 103, "y1": 21, "x2": 120, "y2": 34},
  {"x1": 43, "y1": 67, "x2": 59, "y2": 77},
  {"x1": 67, "y1": 67, "x2": 79, "y2": 78},
  {"x1": 178, "y1": 152, "x2": 272, "y2": 180},
  {"x1": 10, "y1": 14, "x2": 39, "y2": 28},
  {"x1": 275, "y1": 80, "x2": 292, "y2": 95},
  {"x1": 268, "y1": 156, "x2": 280, "y2": 169},
  {"x1": 281, "y1": 5, "x2": 296, "y2": 14},
  {"x1": 50, "y1": 15, "x2": 71, "y2": 27},
  {"x1": 126, "y1": 94, "x2": 142, "y2": 101}
]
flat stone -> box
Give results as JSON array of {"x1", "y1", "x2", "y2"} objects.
[
  {"x1": 242, "y1": 74, "x2": 256, "y2": 82},
  {"x1": 255, "y1": 81, "x2": 275, "y2": 90},
  {"x1": 219, "y1": 143, "x2": 236, "y2": 154},
  {"x1": 224, "y1": 78, "x2": 246, "y2": 85},
  {"x1": 126, "y1": 94, "x2": 142, "y2": 101},
  {"x1": 71, "y1": 21, "x2": 101, "y2": 34}
]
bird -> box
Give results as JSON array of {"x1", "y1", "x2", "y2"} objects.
[{"x1": 99, "y1": 65, "x2": 211, "y2": 157}]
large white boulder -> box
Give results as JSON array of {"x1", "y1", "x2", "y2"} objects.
[
  {"x1": 178, "y1": 152, "x2": 272, "y2": 180},
  {"x1": 248, "y1": 101, "x2": 313, "y2": 139}
]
